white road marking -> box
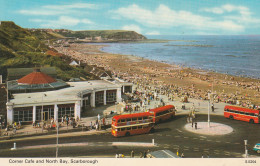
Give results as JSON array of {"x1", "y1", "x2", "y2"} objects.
[
  {"x1": 174, "y1": 135, "x2": 181, "y2": 138},
  {"x1": 176, "y1": 129, "x2": 182, "y2": 133},
  {"x1": 200, "y1": 136, "x2": 207, "y2": 138},
  {"x1": 166, "y1": 135, "x2": 171, "y2": 137},
  {"x1": 184, "y1": 137, "x2": 189, "y2": 139}
]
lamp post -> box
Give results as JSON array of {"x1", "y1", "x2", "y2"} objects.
[
  {"x1": 244, "y1": 140, "x2": 248, "y2": 158},
  {"x1": 56, "y1": 120, "x2": 59, "y2": 158}
]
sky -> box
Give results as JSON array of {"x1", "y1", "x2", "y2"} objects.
[{"x1": 0, "y1": 0, "x2": 260, "y2": 35}]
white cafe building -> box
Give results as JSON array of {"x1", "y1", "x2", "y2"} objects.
[{"x1": 6, "y1": 69, "x2": 133, "y2": 124}]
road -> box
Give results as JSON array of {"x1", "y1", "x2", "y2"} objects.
[{"x1": 0, "y1": 114, "x2": 259, "y2": 158}]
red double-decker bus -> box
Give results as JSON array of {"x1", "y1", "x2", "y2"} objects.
[
  {"x1": 111, "y1": 112, "x2": 154, "y2": 137},
  {"x1": 149, "y1": 105, "x2": 176, "y2": 124},
  {"x1": 224, "y1": 105, "x2": 260, "y2": 124}
]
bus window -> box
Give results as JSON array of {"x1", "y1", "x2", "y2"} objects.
[
  {"x1": 112, "y1": 118, "x2": 116, "y2": 122},
  {"x1": 143, "y1": 116, "x2": 148, "y2": 119},
  {"x1": 120, "y1": 119, "x2": 126, "y2": 123},
  {"x1": 127, "y1": 127, "x2": 131, "y2": 130},
  {"x1": 132, "y1": 126, "x2": 137, "y2": 130},
  {"x1": 127, "y1": 118, "x2": 132, "y2": 122},
  {"x1": 121, "y1": 128, "x2": 125, "y2": 131},
  {"x1": 138, "y1": 117, "x2": 142, "y2": 120},
  {"x1": 138, "y1": 126, "x2": 142, "y2": 129},
  {"x1": 132, "y1": 118, "x2": 137, "y2": 121}
]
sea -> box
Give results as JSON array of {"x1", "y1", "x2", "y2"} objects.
[{"x1": 98, "y1": 35, "x2": 260, "y2": 79}]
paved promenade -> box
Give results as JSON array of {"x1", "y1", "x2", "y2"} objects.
[{"x1": 0, "y1": 86, "x2": 228, "y2": 140}]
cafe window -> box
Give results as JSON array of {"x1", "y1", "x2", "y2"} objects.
[{"x1": 14, "y1": 109, "x2": 33, "y2": 122}]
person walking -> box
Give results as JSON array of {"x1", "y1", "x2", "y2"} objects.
[
  {"x1": 95, "y1": 123, "x2": 98, "y2": 131},
  {"x1": 181, "y1": 153, "x2": 184, "y2": 158},
  {"x1": 143, "y1": 151, "x2": 147, "y2": 158},
  {"x1": 211, "y1": 104, "x2": 214, "y2": 112},
  {"x1": 195, "y1": 122, "x2": 197, "y2": 130},
  {"x1": 139, "y1": 152, "x2": 143, "y2": 158},
  {"x1": 131, "y1": 150, "x2": 135, "y2": 158},
  {"x1": 66, "y1": 116, "x2": 69, "y2": 126}
]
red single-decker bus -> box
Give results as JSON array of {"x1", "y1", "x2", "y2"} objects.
[
  {"x1": 149, "y1": 105, "x2": 176, "y2": 124},
  {"x1": 224, "y1": 105, "x2": 260, "y2": 124},
  {"x1": 111, "y1": 112, "x2": 154, "y2": 137}
]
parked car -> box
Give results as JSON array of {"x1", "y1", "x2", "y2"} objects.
[{"x1": 253, "y1": 143, "x2": 260, "y2": 153}]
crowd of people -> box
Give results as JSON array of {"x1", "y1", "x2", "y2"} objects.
[{"x1": 54, "y1": 43, "x2": 260, "y2": 110}]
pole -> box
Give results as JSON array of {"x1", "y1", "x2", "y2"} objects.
[
  {"x1": 208, "y1": 94, "x2": 210, "y2": 127},
  {"x1": 56, "y1": 120, "x2": 59, "y2": 158},
  {"x1": 244, "y1": 140, "x2": 248, "y2": 158},
  {"x1": 6, "y1": 81, "x2": 9, "y2": 102},
  {"x1": 41, "y1": 95, "x2": 43, "y2": 122}
]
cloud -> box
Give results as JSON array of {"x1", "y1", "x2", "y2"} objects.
[
  {"x1": 30, "y1": 16, "x2": 94, "y2": 28},
  {"x1": 202, "y1": 4, "x2": 260, "y2": 26},
  {"x1": 202, "y1": 4, "x2": 250, "y2": 16},
  {"x1": 202, "y1": 7, "x2": 224, "y2": 14},
  {"x1": 122, "y1": 24, "x2": 142, "y2": 33},
  {"x1": 43, "y1": 3, "x2": 98, "y2": 10},
  {"x1": 18, "y1": 3, "x2": 97, "y2": 16},
  {"x1": 19, "y1": 10, "x2": 64, "y2": 16},
  {"x1": 146, "y1": 31, "x2": 160, "y2": 35},
  {"x1": 112, "y1": 4, "x2": 260, "y2": 32}
]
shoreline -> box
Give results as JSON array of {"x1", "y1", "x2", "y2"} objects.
[
  {"x1": 54, "y1": 43, "x2": 260, "y2": 107},
  {"x1": 97, "y1": 43, "x2": 260, "y2": 81}
]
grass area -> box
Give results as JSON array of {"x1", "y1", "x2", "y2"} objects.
[{"x1": 0, "y1": 21, "x2": 97, "y2": 81}]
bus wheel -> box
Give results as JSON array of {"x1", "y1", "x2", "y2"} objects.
[
  {"x1": 125, "y1": 132, "x2": 130, "y2": 137},
  {"x1": 249, "y1": 119, "x2": 254, "y2": 124},
  {"x1": 229, "y1": 115, "x2": 233, "y2": 120},
  {"x1": 150, "y1": 128, "x2": 155, "y2": 133}
]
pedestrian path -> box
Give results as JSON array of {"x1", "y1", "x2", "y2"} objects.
[{"x1": 14, "y1": 141, "x2": 157, "y2": 150}]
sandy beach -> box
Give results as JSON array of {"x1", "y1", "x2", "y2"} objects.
[{"x1": 54, "y1": 43, "x2": 260, "y2": 108}]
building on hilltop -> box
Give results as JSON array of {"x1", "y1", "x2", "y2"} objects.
[{"x1": 6, "y1": 68, "x2": 133, "y2": 124}]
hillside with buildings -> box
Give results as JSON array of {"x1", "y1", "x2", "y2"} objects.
[
  {"x1": 0, "y1": 21, "x2": 97, "y2": 81},
  {"x1": 27, "y1": 28, "x2": 147, "y2": 42},
  {"x1": 56, "y1": 30, "x2": 147, "y2": 41}
]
